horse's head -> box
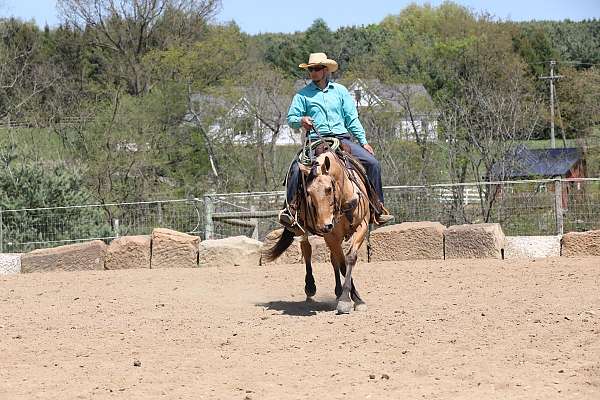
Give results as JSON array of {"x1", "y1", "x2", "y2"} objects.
[{"x1": 299, "y1": 153, "x2": 339, "y2": 234}]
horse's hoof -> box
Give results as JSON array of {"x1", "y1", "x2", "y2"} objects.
[
  {"x1": 336, "y1": 301, "x2": 352, "y2": 314},
  {"x1": 305, "y1": 296, "x2": 315, "y2": 303},
  {"x1": 305, "y1": 285, "x2": 316, "y2": 298},
  {"x1": 354, "y1": 302, "x2": 367, "y2": 312}
]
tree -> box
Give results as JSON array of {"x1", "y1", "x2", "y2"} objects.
[
  {"x1": 216, "y1": 64, "x2": 295, "y2": 191},
  {"x1": 375, "y1": 2, "x2": 480, "y2": 95},
  {"x1": 58, "y1": 0, "x2": 222, "y2": 95},
  {"x1": 302, "y1": 19, "x2": 335, "y2": 56},
  {"x1": 542, "y1": 20, "x2": 600, "y2": 66},
  {"x1": 255, "y1": 31, "x2": 309, "y2": 79},
  {"x1": 555, "y1": 66, "x2": 600, "y2": 137},
  {"x1": 438, "y1": 56, "x2": 542, "y2": 223},
  {"x1": 350, "y1": 80, "x2": 440, "y2": 185},
  {"x1": 510, "y1": 22, "x2": 558, "y2": 81},
  {"x1": 332, "y1": 24, "x2": 386, "y2": 76},
  {"x1": 0, "y1": 145, "x2": 111, "y2": 252},
  {"x1": 0, "y1": 19, "x2": 59, "y2": 122},
  {"x1": 144, "y1": 22, "x2": 248, "y2": 189}
]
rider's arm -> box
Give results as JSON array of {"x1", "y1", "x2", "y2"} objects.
[
  {"x1": 340, "y1": 86, "x2": 368, "y2": 146},
  {"x1": 287, "y1": 93, "x2": 305, "y2": 130}
]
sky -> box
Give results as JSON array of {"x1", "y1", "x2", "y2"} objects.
[{"x1": 1, "y1": 0, "x2": 599, "y2": 33}]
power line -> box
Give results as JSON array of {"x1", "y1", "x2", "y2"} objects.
[
  {"x1": 555, "y1": 61, "x2": 600, "y2": 66},
  {"x1": 528, "y1": 60, "x2": 600, "y2": 67}
]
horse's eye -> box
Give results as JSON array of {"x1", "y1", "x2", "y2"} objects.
[{"x1": 325, "y1": 186, "x2": 332, "y2": 195}]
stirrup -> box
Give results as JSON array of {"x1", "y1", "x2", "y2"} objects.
[
  {"x1": 375, "y1": 214, "x2": 395, "y2": 226},
  {"x1": 373, "y1": 203, "x2": 394, "y2": 227},
  {"x1": 278, "y1": 209, "x2": 295, "y2": 227},
  {"x1": 278, "y1": 209, "x2": 305, "y2": 236}
]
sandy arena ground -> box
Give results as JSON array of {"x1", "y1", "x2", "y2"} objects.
[{"x1": 1, "y1": 257, "x2": 599, "y2": 399}]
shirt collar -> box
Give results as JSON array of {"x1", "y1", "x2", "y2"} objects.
[{"x1": 309, "y1": 80, "x2": 334, "y2": 92}]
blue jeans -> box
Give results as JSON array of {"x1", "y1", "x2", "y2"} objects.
[{"x1": 285, "y1": 134, "x2": 384, "y2": 206}]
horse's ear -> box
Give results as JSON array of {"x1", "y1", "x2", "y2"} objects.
[{"x1": 321, "y1": 156, "x2": 331, "y2": 175}]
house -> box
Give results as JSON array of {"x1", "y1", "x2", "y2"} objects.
[
  {"x1": 490, "y1": 146, "x2": 586, "y2": 180},
  {"x1": 490, "y1": 145, "x2": 586, "y2": 209},
  {"x1": 343, "y1": 78, "x2": 438, "y2": 142},
  {"x1": 186, "y1": 91, "x2": 302, "y2": 146}
]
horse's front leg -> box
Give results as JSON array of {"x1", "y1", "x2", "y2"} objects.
[
  {"x1": 324, "y1": 233, "x2": 344, "y2": 300},
  {"x1": 337, "y1": 221, "x2": 369, "y2": 314},
  {"x1": 324, "y1": 232, "x2": 349, "y2": 312},
  {"x1": 300, "y1": 237, "x2": 316, "y2": 299}
]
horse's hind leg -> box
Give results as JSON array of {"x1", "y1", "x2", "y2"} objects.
[
  {"x1": 340, "y1": 259, "x2": 366, "y2": 310},
  {"x1": 300, "y1": 237, "x2": 316, "y2": 298},
  {"x1": 351, "y1": 281, "x2": 367, "y2": 312}
]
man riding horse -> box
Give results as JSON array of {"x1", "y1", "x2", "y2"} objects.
[{"x1": 279, "y1": 52, "x2": 394, "y2": 231}]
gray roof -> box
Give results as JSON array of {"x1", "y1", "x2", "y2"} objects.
[
  {"x1": 351, "y1": 79, "x2": 434, "y2": 113},
  {"x1": 491, "y1": 146, "x2": 584, "y2": 179},
  {"x1": 188, "y1": 87, "x2": 292, "y2": 124}
]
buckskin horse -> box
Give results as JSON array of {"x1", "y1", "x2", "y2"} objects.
[{"x1": 263, "y1": 142, "x2": 373, "y2": 314}]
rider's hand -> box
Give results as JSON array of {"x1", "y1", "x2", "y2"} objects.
[
  {"x1": 301, "y1": 116, "x2": 313, "y2": 131},
  {"x1": 362, "y1": 143, "x2": 375, "y2": 155}
]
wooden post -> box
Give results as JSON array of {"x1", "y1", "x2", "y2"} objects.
[
  {"x1": 157, "y1": 202, "x2": 163, "y2": 226},
  {"x1": 250, "y1": 205, "x2": 258, "y2": 240},
  {"x1": 0, "y1": 208, "x2": 3, "y2": 253},
  {"x1": 554, "y1": 179, "x2": 564, "y2": 235},
  {"x1": 113, "y1": 219, "x2": 120, "y2": 238},
  {"x1": 204, "y1": 194, "x2": 214, "y2": 240}
]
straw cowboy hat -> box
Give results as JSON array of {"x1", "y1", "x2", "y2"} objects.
[{"x1": 299, "y1": 52, "x2": 338, "y2": 73}]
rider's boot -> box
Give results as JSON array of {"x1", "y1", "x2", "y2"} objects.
[{"x1": 373, "y1": 203, "x2": 395, "y2": 227}]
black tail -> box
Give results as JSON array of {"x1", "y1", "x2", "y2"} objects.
[{"x1": 262, "y1": 228, "x2": 295, "y2": 262}]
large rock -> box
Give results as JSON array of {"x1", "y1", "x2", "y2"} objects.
[
  {"x1": 151, "y1": 228, "x2": 200, "y2": 269},
  {"x1": 505, "y1": 236, "x2": 560, "y2": 259},
  {"x1": 369, "y1": 222, "x2": 445, "y2": 262},
  {"x1": 21, "y1": 240, "x2": 106, "y2": 273},
  {"x1": 445, "y1": 223, "x2": 506, "y2": 259},
  {"x1": 308, "y1": 235, "x2": 368, "y2": 263},
  {"x1": 261, "y1": 229, "x2": 303, "y2": 265},
  {"x1": 0, "y1": 254, "x2": 21, "y2": 275},
  {"x1": 561, "y1": 230, "x2": 600, "y2": 257},
  {"x1": 199, "y1": 236, "x2": 262, "y2": 268},
  {"x1": 105, "y1": 235, "x2": 151, "y2": 270}
]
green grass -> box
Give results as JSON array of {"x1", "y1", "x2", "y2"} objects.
[
  {"x1": 522, "y1": 138, "x2": 579, "y2": 149},
  {"x1": 0, "y1": 127, "x2": 68, "y2": 163}
]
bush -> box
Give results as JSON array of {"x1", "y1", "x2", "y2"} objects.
[{"x1": 0, "y1": 160, "x2": 111, "y2": 252}]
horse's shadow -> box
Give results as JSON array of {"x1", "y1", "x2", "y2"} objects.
[{"x1": 257, "y1": 298, "x2": 337, "y2": 317}]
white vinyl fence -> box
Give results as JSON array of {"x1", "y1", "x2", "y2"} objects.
[{"x1": 2, "y1": 178, "x2": 599, "y2": 252}]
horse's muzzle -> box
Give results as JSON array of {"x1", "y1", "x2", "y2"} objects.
[{"x1": 322, "y1": 223, "x2": 334, "y2": 233}]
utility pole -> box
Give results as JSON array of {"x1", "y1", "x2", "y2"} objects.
[{"x1": 540, "y1": 61, "x2": 564, "y2": 148}]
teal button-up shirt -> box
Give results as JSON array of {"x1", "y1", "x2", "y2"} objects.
[{"x1": 287, "y1": 81, "x2": 368, "y2": 145}]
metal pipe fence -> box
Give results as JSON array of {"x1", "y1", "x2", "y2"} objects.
[{"x1": 1, "y1": 178, "x2": 599, "y2": 253}]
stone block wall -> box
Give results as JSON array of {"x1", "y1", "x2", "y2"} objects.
[
  {"x1": 444, "y1": 223, "x2": 505, "y2": 259},
  {"x1": 561, "y1": 230, "x2": 600, "y2": 257},
  {"x1": 369, "y1": 222, "x2": 445, "y2": 262}
]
